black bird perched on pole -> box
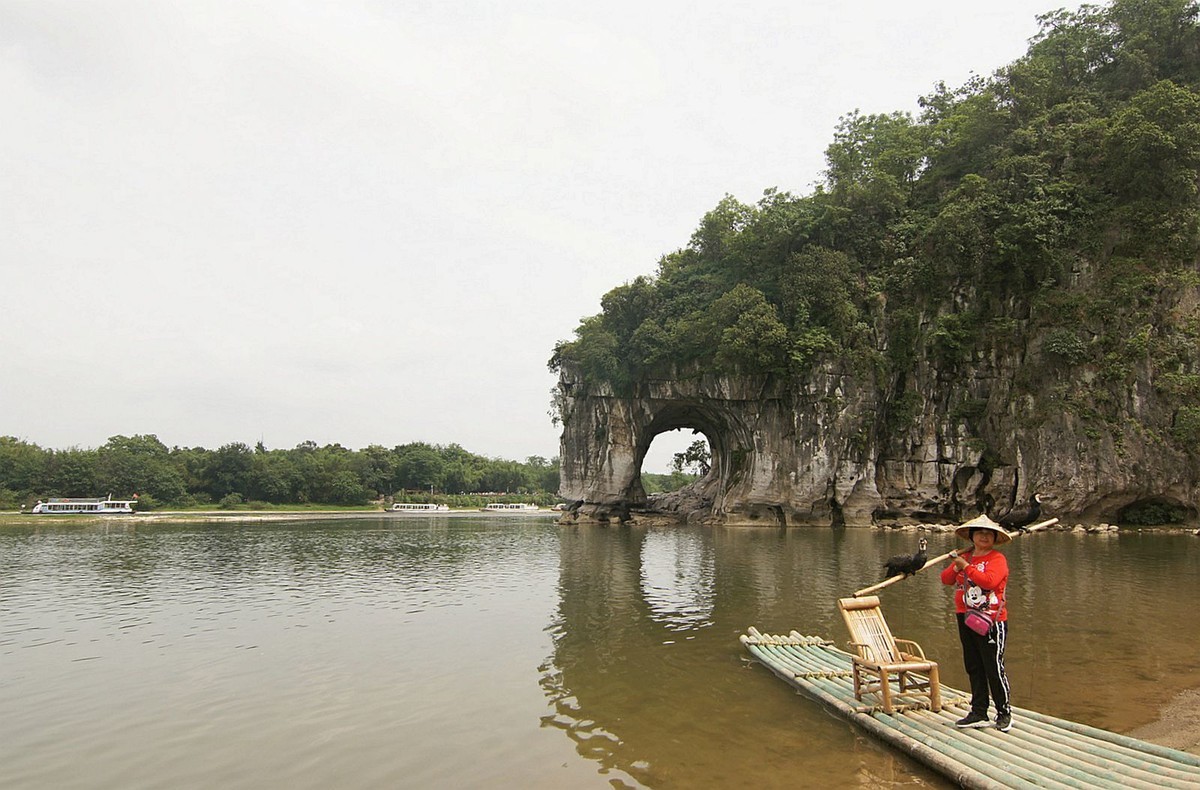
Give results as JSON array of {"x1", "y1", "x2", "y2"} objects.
[
  {"x1": 997, "y1": 493, "x2": 1043, "y2": 532},
  {"x1": 883, "y1": 537, "x2": 928, "y2": 579}
]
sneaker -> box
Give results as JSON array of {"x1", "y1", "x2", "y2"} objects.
[
  {"x1": 955, "y1": 711, "x2": 991, "y2": 728},
  {"x1": 995, "y1": 712, "x2": 1012, "y2": 732}
]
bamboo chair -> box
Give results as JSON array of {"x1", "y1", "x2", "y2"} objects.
[{"x1": 837, "y1": 596, "x2": 942, "y2": 714}]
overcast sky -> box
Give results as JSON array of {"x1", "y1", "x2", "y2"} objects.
[{"x1": 2, "y1": 0, "x2": 1082, "y2": 472}]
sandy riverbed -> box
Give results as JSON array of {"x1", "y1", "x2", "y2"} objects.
[{"x1": 1128, "y1": 688, "x2": 1200, "y2": 756}]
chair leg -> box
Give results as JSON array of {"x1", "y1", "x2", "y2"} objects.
[
  {"x1": 928, "y1": 665, "x2": 942, "y2": 712},
  {"x1": 879, "y1": 672, "x2": 894, "y2": 714}
]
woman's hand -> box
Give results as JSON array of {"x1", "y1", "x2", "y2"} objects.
[{"x1": 952, "y1": 554, "x2": 969, "y2": 571}]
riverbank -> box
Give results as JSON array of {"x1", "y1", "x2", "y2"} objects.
[
  {"x1": 0, "y1": 508, "x2": 559, "y2": 526},
  {"x1": 0, "y1": 510, "x2": 375, "y2": 526},
  {"x1": 1129, "y1": 688, "x2": 1200, "y2": 757}
]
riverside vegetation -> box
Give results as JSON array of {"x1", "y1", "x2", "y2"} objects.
[
  {"x1": 550, "y1": 0, "x2": 1200, "y2": 526},
  {"x1": 0, "y1": 434, "x2": 697, "y2": 511}
]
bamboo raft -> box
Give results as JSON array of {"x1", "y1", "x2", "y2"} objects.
[{"x1": 741, "y1": 628, "x2": 1200, "y2": 789}]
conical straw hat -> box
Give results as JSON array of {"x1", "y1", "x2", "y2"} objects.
[{"x1": 954, "y1": 514, "x2": 1012, "y2": 544}]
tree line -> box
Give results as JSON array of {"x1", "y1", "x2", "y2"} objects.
[{"x1": 0, "y1": 435, "x2": 561, "y2": 510}]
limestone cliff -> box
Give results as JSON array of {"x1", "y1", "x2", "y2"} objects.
[{"x1": 555, "y1": 302, "x2": 1200, "y2": 527}]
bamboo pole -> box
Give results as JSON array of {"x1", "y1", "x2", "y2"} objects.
[{"x1": 852, "y1": 517, "x2": 1059, "y2": 597}]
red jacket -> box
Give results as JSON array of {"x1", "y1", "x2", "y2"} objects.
[{"x1": 940, "y1": 549, "x2": 1008, "y2": 621}]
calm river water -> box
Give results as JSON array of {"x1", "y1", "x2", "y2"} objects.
[{"x1": 2, "y1": 516, "x2": 1197, "y2": 789}]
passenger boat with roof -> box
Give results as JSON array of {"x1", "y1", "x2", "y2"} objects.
[
  {"x1": 31, "y1": 496, "x2": 137, "y2": 514},
  {"x1": 390, "y1": 503, "x2": 450, "y2": 512},
  {"x1": 480, "y1": 503, "x2": 540, "y2": 512}
]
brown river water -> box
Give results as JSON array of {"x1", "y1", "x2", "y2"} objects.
[{"x1": 2, "y1": 516, "x2": 1197, "y2": 789}]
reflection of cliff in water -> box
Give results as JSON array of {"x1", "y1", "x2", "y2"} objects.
[
  {"x1": 537, "y1": 524, "x2": 945, "y2": 788},
  {"x1": 539, "y1": 526, "x2": 655, "y2": 785},
  {"x1": 639, "y1": 529, "x2": 716, "y2": 632}
]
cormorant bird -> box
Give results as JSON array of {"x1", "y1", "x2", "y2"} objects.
[
  {"x1": 997, "y1": 493, "x2": 1043, "y2": 532},
  {"x1": 884, "y1": 537, "x2": 928, "y2": 579}
]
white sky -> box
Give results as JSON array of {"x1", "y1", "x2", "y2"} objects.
[{"x1": 1, "y1": 0, "x2": 1081, "y2": 472}]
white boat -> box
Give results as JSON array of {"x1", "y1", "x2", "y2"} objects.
[
  {"x1": 390, "y1": 503, "x2": 450, "y2": 512},
  {"x1": 480, "y1": 503, "x2": 540, "y2": 512},
  {"x1": 31, "y1": 497, "x2": 137, "y2": 514}
]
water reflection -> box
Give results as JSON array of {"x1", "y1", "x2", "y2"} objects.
[
  {"x1": 542, "y1": 525, "x2": 1200, "y2": 788},
  {"x1": 640, "y1": 529, "x2": 715, "y2": 632},
  {"x1": 542, "y1": 525, "x2": 945, "y2": 788},
  {"x1": 0, "y1": 518, "x2": 578, "y2": 789},
  {"x1": 2, "y1": 520, "x2": 1197, "y2": 789}
]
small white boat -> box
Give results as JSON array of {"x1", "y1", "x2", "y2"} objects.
[
  {"x1": 480, "y1": 503, "x2": 540, "y2": 512},
  {"x1": 31, "y1": 496, "x2": 137, "y2": 514},
  {"x1": 390, "y1": 503, "x2": 450, "y2": 512}
]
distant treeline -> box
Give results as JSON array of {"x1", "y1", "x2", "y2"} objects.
[{"x1": 0, "y1": 435, "x2": 564, "y2": 510}]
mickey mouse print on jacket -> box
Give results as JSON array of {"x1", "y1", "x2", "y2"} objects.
[{"x1": 940, "y1": 550, "x2": 1008, "y2": 621}]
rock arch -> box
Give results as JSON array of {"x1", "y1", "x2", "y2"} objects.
[
  {"x1": 554, "y1": 363, "x2": 1200, "y2": 527},
  {"x1": 555, "y1": 368, "x2": 848, "y2": 525}
]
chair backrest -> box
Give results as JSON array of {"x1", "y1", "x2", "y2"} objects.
[{"x1": 838, "y1": 596, "x2": 899, "y2": 663}]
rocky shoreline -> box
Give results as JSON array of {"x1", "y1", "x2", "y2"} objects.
[{"x1": 875, "y1": 520, "x2": 1200, "y2": 536}]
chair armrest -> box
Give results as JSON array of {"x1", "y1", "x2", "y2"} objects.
[
  {"x1": 894, "y1": 639, "x2": 926, "y2": 659},
  {"x1": 847, "y1": 641, "x2": 887, "y2": 663}
]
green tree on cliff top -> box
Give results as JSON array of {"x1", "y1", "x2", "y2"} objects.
[{"x1": 550, "y1": 0, "x2": 1200, "y2": 454}]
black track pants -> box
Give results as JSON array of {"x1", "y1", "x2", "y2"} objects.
[{"x1": 956, "y1": 613, "x2": 1011, "y2": 717}]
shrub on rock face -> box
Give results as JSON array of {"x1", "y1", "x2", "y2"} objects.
[
  {"x1": 1173, "y1": 406, "x2": 1200, "y2": 445},
  {"x1": 1043, "y1": 329, "x2": 1089, "y2": 364}
]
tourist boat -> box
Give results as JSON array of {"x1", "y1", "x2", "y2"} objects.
[
  {"x1": 390, "y1": 503, "x2": 450, "y2": 512},
  {"x1": 480, "y1": 503, "x2": 540, "y2": 512},
  {"x1": 31, "y1": 497, "x2": 137, "y2": 514}
]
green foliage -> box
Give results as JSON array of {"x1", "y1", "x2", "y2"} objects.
[
  {"x1": 97, "y1": 435, "x2": 186, "y2": 503},
  {"x1": 132, "y1": 493, "x2": 160, "y2": 511},
  {"x1": 1172, "y1": 405, "x2": 1200, "y2": 444},
  {"x1": 930, "y1": 313, "x2": 978, "y2": 369},
  {"x1": 0, "y1": 488, "x2": 22, "y2": 510},
  {"x1": 1157, "y1": 372, "x2": 1200, "y2": 397},
  {"x1": 886, "y1": 389, "x2": 925, "y2": 435},
  {"x1": 1043, "y1": 328, "x2": 1090, "y2": 363},
  {"x1": 1119, "y1": 499, "x2": 1190, "y2": 524},
  {"x1": 710, "y1": 285, "x2": 791, "y2": 373},
  {"x1": 0, "y1": 437, "x2": 564, "y2": 508},
  {"x1": 550, "y1": 0, "x2": 1200, "y2": 410},
  {"x1": 0, "y1": 436, "x2": 47, "y2": 494},
  {"x1": 641, "y1": 471, "x2": 701, "y2": 494},
  {"x1": 671, "y1": 440, "x2": 711, "y2": 475},
  {"x1": 950, "y1": 398, "x2": 990, "y2": 424}
]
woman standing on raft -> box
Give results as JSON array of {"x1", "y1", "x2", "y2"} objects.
[{"x1": 941, "y1": 516, "x2": 1013, "y2": 732}]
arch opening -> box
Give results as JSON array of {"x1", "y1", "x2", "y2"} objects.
[
  {"x1": 624, "y1": 400, "x2": 745, "y2": 521},
  {"x1": 640, "y1": 428, "x2": 710, "y2": 494}
]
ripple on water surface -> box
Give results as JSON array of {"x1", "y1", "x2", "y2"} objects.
[{"x1": 1, "y1": 520, "x2": 1196, "y2": 789}]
